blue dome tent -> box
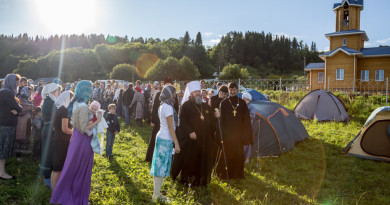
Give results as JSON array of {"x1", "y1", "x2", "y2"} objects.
[{"x1": 237, "y1": 89, "x2": 268, "y2": 102}]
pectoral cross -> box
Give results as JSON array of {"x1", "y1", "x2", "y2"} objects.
[{"x1": 233, "y1": 109, "x2": 237, "y2": 117}]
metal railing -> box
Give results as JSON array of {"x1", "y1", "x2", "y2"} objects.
[{"x1": 168, "y1": 77, "x2": 389, "y2": 106}]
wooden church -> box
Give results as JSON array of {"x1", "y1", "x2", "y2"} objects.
[{"x1": 305, "y1": 0, "x2": 390, "y2": 91}]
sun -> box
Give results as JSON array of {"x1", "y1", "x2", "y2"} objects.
[{"x1": 35, "y1": 0, "x2": 97, "y2": 34}]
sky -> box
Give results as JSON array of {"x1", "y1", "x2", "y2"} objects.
[{"x1": 0, "y1": 0, "x2": 389, "y2": 51}]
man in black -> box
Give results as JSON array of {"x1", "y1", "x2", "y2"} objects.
[
  {"x1": 122, "y1": 83, "x2": 134, "y2": 125},
  {"x1": 210, "y1": 85, "x2": 228, "y2": 111},
  {"x1": 171, "y1": 81, "x2": 214, "y2": 186},
  {"x1": 209, "y1": 85, "x2": 228, "y2": 165},
  {"x1": 215, "y1": 82, "x2": 252, "y2": 179}
]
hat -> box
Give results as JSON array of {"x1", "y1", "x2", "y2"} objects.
[
  {"x1": 90, "y1": 101, "x2": 101, "y2": 109},
  {"x1": 181, "y1": 81, "x2": 201, "y2": 105},
  {"x1": 242, "y1": 92, "x2": 252, "y2": 101},
  {"x1": 42, "y1": 83, "x2": 61, "y2": 100}
]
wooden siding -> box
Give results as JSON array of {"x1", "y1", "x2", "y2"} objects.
[
  {"x1": 309, "y1": 70, "x2": 325, "y2": 90},
  {"x1": 356, "y1": 57, "x2": 390, "y2": 80},
  {"x1": 330, "y1": 35, "x2": 364, "y2": 51},
  {"x1": 335, "y1": 5, "x2": 361, "y2": 32},
  {"x1": 325, "y1": 52, "x2": 355, "y2": 89}
]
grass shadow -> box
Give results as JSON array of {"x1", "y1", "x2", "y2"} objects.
[
  {"x1": 249, "y1": 135, "x2": 390, "y2": 204},
  {"x1": 107, "y1": 158, "x2": 152, "y2": 204}
]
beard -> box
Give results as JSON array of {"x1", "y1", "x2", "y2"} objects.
[{"x1": 189, "y1": 95, "x2": 202, "y2": 105}]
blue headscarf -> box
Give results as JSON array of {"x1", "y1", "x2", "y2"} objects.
[
  {"x1": 160, "y1": 85, "x2": 178, "y2": 126},
  {"x1": 52, "y1": 78, "x2": 62, "y2": 85},
  {"x1": 19, "y1": 86, "x2": 30, "y2": 100},
  {"x1": 67, "y1": 80, "x2": 92, "y2": 118},
  {"x1": 2, "y1": 74, "x2": 18, "y2": 95}
]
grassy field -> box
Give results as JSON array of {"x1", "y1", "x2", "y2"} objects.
[{"x1": 1, "y1": 93, "x2": 390, "y2": 204}]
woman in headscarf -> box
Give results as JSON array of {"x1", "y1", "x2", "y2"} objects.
[
  {"x1": 15, "y1": 86, "x2": 34, "y2": 156},
  {"x1": 51, "y1": 81, "x2": 101, "y2": 205},
  {"x1": 0, "y1": 74, "x2": 22, "y2": 180},
  {"x1": 150, "y1": 85, "x2": 181, "y2": 202},
  {"x1": 130, "y1": 86, "x2": 145, "y2": 127},
  {"x1": 33, "y1": 86, "x2": 43, "y2": 107},
  {"x1": 50, "y1": 91, "x2": 74, "y2": 191},
  {"x1": 39, "y1": 83, "x2": 61, "y2": 188}
]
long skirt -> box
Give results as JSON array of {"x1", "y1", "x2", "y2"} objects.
[
  {"x1": 150, "y1": 137, "x2": 173, "y2": 177},
  {"x1": 39, "y1": 122, "x2": 54, "y2": 178},
  {"x1": 0, "y1": 126, "x2": 16, "y2": 159},
  {"x1": 50, "y1": 128, "x2": 94, "y2": 205},
  {"x1": 134, "y1": 102, "x2": 144, "y2": 120}
]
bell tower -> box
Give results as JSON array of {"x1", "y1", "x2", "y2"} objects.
[{"x1": 334, "y1": 0, "x2": 363, "y2": 32}]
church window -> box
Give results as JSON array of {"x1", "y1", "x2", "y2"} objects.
[
  {"x1": 375, "y1": 70, "x2": 384, "y2": 81},
  {"x1": 336, "y1": 69, "x2": 344, "y2": 80},
  {"x1": 361, "y1": 70, "x2": 369, "y2": 81},
  {"x1": 318, "y1": 72, "x2": 324, "y2": 83}
]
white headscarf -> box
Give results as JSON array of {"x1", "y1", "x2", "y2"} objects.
[
  {"x1": 181, "y1": 81, "x2": 201, "y2": 105},
  {"x1": 242, "y1": 92, "x2": 252, "y2": 101},
  {"x1": 55, "y1": 91, "x2": 72, "y2": 109},
  {"x1": 42, "y1": 83, "x2": 61, "y2": 101}
]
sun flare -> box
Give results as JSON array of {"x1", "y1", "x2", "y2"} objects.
[{"x1": 35, "y1": 0, "x2": 97, "y2": 34}]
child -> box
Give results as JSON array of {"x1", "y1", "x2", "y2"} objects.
[
  {"x1": 242, "y1": 93, "x2": 256, "y2": 163},
  {"x1": 32, "y1": 107, "x2": 43, "y2": 160},
  {"x1": 87, "y1": 101, "x2": 107, "y2": 155},
  {"x1": 105, "y1": 104, "x2": 120, "y2": 159},
  {"x1": 86, "y1": 101, "x2": 100, "y2": 136}
]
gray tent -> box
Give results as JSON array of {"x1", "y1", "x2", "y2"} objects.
[
  {"x1": 250, "y1": 101, "x2": 309, "y2": 157},
  {"x1": 294, "y1": 89, "x2": 349, "y2": 122}
]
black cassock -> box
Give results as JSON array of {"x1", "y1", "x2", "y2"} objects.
[
  {"x1": 216, "y1": 95, "x2": 252, "y2": 179},
  {"x1": 171, "y1": 100, "x2": 214, "y2": 186}
]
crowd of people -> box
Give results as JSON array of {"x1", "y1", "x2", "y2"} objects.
[{"x1": 0, "y1": 74, "x2": 257, "y2": 204}]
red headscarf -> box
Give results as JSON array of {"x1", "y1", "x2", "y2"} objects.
[{"x1": 135, "y1": 86, "x2": 142, "y2": 93}]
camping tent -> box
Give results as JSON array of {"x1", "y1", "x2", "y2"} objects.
[
  {"x1": 294, "y1": 89, "x2": 349, "y2": 122},
  {"x1": 344, "y1": 106, "x2": 390, "y2": 162},
  {"x1": 237, "y1": 89, "x2": 268, "y2": 102},
  {"x1": 250, "y1": 101, "x2": 309, "y2": 157}
]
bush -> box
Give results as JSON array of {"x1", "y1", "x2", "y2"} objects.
[
  {"x1": 145, "y1": 56, "x2": 200, "y2": 80},
  {"x1": 219, "y1": 64, "x2": 249, "y2": 80},
  {"x1": 110, "y1": 63, "x2": 141, "y2": 81}
]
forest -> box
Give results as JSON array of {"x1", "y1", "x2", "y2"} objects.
[{"x1": 0, "y1": 31, "x2": 321, "y2": 82}]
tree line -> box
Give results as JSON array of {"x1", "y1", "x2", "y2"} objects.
[{"x1": 0, "y1": 31, "x2": 321, "y2": 82}]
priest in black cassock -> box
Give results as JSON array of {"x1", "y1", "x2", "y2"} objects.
[
  {"x1": 171, "y1": 81, "x2": 214, "y2": 186},
  {"x1": 209, "y1": 85, "x2": 228, "y2": 164},
  {"x1": 215, "y1": 82, "x2": 252, "y2": 179}
]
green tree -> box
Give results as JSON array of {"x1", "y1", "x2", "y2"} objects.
[
  {"x1": 110, "y1": 64, "x2": 141, "y2": 81},
  {"x1": 219, "y1": 64, "x2": 249, "y2": 80},
  {"x1": 195, "y1": 32, "x2": 202, "y2": 46},
  {"x1": 145, "y1": 56, "x2": 200, "y2": 80}
]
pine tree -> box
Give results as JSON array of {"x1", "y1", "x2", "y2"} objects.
[{"x1": 195, "y1": 32, "x2": 203, "y2": 46}]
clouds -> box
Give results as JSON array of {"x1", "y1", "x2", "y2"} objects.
[
  {"x1": 322, "y1": 47, "x2": 330, "y2": 52},
  {"x1": 209, "y1": 39, "x2": 221, "y2": 44},
  {"x1": 274, "y1": 32, "x2": 304, "y2": 39},
  {"x1": 202, "y1": 32, "x2": 223, "y2": 46},
  {"x1": 376, "y1": 38, "x2": 390, "y2": 44},
  {"x1": 203, "y1": 32, "x2": 213, "y2": 37}
]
